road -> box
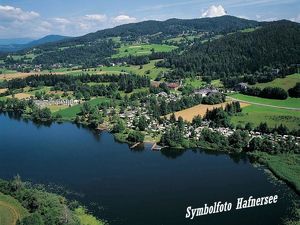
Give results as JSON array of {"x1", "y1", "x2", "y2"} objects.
[{"x1": 227, "y1": 96, "x2": 300, "y2": 111}]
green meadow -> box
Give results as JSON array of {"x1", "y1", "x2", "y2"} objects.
[
  {"x1": 231, "y1": 105, "x2": 300, "y2": 130},
  {"x1": 112, "y1": 44, "x2": 177, "y2": 58},
  {"x1": 230, "y1": 93, "x2": 300, "y2": 108},
  {"x1": 53, "y1": 97, "x2": 111, "y2": 120},
  {"x1": 253, "y1": 73, "x2": 300, "y2": 91},
  {"x1": 98, "y1": 60, "x2": 169, "y2": 79}
]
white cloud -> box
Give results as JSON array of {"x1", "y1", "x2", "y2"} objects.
[
  {"x1": 112, "y1": 15, "x2": 137, "y2": 25},
  {"x1": 291, "y1": 14, "x2": 300, "y2": 23},
  {"x1": 201, "y1": 5, "x2": 227, "y2": 18},
  {"x1": 84, "y1": 14, "x2": 107, "y2": 22},
  {"x1": 53, "y1": 17, "x2": 71, "y2": 25},
  {"x1": 0, "y1": 5, "x2": 39, "y2": 22}
]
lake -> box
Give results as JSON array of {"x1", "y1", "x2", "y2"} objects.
[{"x1": 0, "y1": 113, "x2": 298, "y2": 225}]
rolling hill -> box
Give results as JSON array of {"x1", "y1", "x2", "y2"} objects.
[
  {"x1": 158, "y1": 20, "x2": 300, "y2": 80},
  {"x1": 28, "y1": 16, "x2": 259, "y2": 66}
]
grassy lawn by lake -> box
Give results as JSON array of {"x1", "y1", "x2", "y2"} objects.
[
  {"x1": 231, "y1": 105, "x2": 300, "y2": 130},
  {"x1": 252, "y1": 73, "x2": 300, "y2": 91},
  {"x1": 53, "y1": 97, "x2": 111, "y2": 120},
  {"x1": 229, "y1": 93, "x2": 300, "y2": 108},
  {"x1": 112, "y1": 44, "x2": 177, "y2": 58},
  {"x1": 0, "y1": 192, "x2": 28, "y2": 225},
  {"x1": 75, "y1": 207, "x2": 105, "y2": 225}
]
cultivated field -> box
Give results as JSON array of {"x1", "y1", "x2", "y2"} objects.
[
  {"x1": 0, "y1": 88, "x2": 7, "y2": 94},
  {"x1": 0, "y1": 193, "x2": 28, "y2": 225},
  {"x1": 0, "y1": 71, "x2": 66, "y2": 81},
  {"x1": 167, "y1": 102, "x2": 249, "y2": 122},
  {"x1": 252, "y1": 73, "x2": 300, "y2": 91},
  {"x1": 8, "y1": 93, "x2": 33, "y2": 100},
  {"x1": 231, "y1": 105, "x2": 300, "y2": 130}
]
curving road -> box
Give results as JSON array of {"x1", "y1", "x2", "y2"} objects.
[{"x1": 227, "y1": 96, "x2": 300, "y2": 111}]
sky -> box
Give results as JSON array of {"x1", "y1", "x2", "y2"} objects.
[{"x1": 0, "y1": 0, "x2": 299, "y2": 39}]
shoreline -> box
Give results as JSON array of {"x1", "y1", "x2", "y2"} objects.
[{"x1": 2, "y1": 111, "x2": 300, "y2": 198}]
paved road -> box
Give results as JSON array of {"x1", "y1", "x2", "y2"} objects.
[{"x1": 227, "y1": 96, "x2": 300, "y2": 111}]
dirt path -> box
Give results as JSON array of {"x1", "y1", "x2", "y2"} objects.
[
  {"x1": 0, "y1": 201, "x2": 20, "y2": 225},
  {"x1": 227, "y1": 96, "x2": 300, "y2": 111}
]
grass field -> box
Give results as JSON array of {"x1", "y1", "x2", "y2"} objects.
[
  {"x1": 231, "y1": 105, "x2": 300, "y2": 130},
  {"x1": 98, "y1": 60, "x2": 169, "y2": 79},
  {"x1": 166, "y1": 102, "x2": 249, "y2": 122},
  {"x1": 184, "y1": 78, "x2": 205, "y2": 88},
  {"x1": 252, "y1": 73, "x2": 300, "y2": 91},
  {"x1": 53, "y1": 97, "x2": 111, "y2": 119},
  {"x1": 112, "y1": 44, "x2": 177, "y2": 58},
  {"x1": 0, "y1": 192, "x2": 28, "y2": 225},
  {"x1": 0, "y1": 68, "x2": 17, "y2": 74},
  {"x1": 229, "y1": 93, "x2": 300, "y2": 108}
]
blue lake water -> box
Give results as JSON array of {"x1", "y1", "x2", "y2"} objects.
[{"x1": 0, "y1": 113, "x2": 298, "y2": 225}]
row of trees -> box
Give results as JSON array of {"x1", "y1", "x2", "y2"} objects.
[
  {"x1": 4, "y1": 73, "x2": 150, "y2": 92},
  {"x1": 242, "y1": 86, "x2": 288, "y2": 100}
]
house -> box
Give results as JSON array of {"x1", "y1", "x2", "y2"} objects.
[
  {"x1": 234, "y1": 83, "x2": 248, "y2": 91},
  {"x1": 166, "y1": 82, "x2": 180, "y2": 89},
  {"x1": 194, "y1": 88, "x2": 219, "y2": 97}
]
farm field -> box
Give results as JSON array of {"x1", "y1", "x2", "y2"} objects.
[
  {"x1": 231, "y1": 104, "x2": 300, "y2": 130},
  {"x1": 252, "y1": 73, "x2": 300, "y2": 91},
  {"x1": 0, "y1": 71, "x2": 66, "y2": 81},
  {"x1": 53, "y1": 97, "x2": 111, "y2": 119},
  {"x1": 166, "y1": 101, "x2": 250, "y2": 122},
  {"x1": 229, "y1": 93, "x2": 300, "y2": 109},
  {"x1": 7, "y1": 93, "x2": 33, "y2": 100},
  {"x1": 111, "y1": 44, "x2": 177, "y2": 58},
  {"x1": 0, "y1": 192, "x2": 28, "y2": 225},
  {"x1": 0, "y1": 88, "x2": 7, "y2": 94}
]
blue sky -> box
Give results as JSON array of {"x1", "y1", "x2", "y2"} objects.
[{"x1": 0, "y1": 0, "x2": 299, "y2": 39}]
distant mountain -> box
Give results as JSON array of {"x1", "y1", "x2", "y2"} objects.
[
  {"x1": 0, "y1": 38, "x2": 34, "y2": 45},
  {"x1": 26, "y1": 35, "x2": 70, "y2": 48},
  {"x1": 0, "y1": 35, "x2": 69, "y2": 52},
  {"x1": 58, "y1": 15, "x2": 259, "y2": 44},
  {"x1": 31, "y1": 16, "x2": 260, "y2": 66}
]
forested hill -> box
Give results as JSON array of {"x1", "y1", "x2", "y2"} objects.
[
  {"x1": 25, "y1": 16, "x2": 259, "y2": 66},
  {"x1": 80, "y1": 15, "x2": 259, "y2": 40},
  {"x1": 158, "y1": 20, "x2": 300, "y2": 79}
]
